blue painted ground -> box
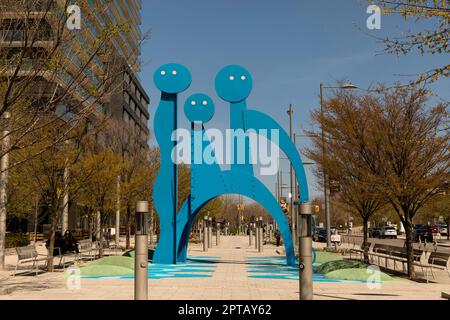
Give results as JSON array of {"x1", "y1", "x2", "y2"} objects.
[
  {"x1": 82, "y1": 256, "x2": 220, "y2": 280},
  {"x1": 246, "y1": 257, "x2": 372, "y2": 283}
]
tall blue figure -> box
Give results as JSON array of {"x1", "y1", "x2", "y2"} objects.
[
  {"x1": 152, "y1": 64, "x2": 309, "y2": 267},
  {"x1": 152, "y1": 63, "x2": 191, "y2": 264}
]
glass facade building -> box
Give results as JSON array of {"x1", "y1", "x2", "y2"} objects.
[{"x1": 0, "y1": 0, "x2": 149, "y2": 137}]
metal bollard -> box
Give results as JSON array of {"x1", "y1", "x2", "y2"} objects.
[
  {"x1": 258, "y1": 217, "x2": 263, "y2": 253},
  {"x1": 249, "y1": 227, "x2": 253, "y2": 246},
  {"x1": 216, "y1": 223, "x2": 220, "y2": 245},
  {"x1": 299, "y1": 203, "x2": 313, "y2": 301},
  {"x1": 203, "y1": 217, "x2": 208, "y2": 252},
  {"x1": 134, "y1": 201, "x2": 148, "y2": 300},
  {"x1": 254, "y1": 223, "x2": 258, "y2": 249},
  {"x1": 208, "y1": 217, "x2": 213, "y2": 248}
]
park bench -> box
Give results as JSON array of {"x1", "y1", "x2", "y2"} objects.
[
  {"x1": 77, "y1": 239, "x2": 99, "y2": 261},
  {"x1": 426, "y1": 251, "x2": 450, "y2": 280},
  {"x1": 348, "y1": 241, "x2": 373, "y2": 260},
  {"x1": 14, "y1": 245, "x2": 51, "y2": 276},
  {"x1": 366, "y1": 244, "x2": 443, "y2": 283}
]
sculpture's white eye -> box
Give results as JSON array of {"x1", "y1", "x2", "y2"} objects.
[
  {"x1": 191, "y1": 100, "x2": 196, "y2": 106},
  {"x1": 202, "y1": 100, "x2": 208, "y2": 106},
  {"x1": 229, "y1": 76, "x2": 235, "y2": 81},
  {"x1": 241, "y1": 75, "x2": 246, "y2": 81},
  {"x1": 172, "y1": 70, "x2": 177, "y2": 75},
  {"x1": 160, "y1": 70, "x2": 166, "y2": 75}
]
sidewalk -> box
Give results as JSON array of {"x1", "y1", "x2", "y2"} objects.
[{"x1": 0, "y1": 236, "x2": 448, "y2": 300}]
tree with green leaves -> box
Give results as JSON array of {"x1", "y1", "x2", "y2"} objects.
[{"x1": 305, "y1": 88, "x2": 387, "y2": 262}]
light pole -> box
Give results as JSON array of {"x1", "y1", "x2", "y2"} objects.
[
  {"x1": 134, "y1": 201, "x2": 148, "y2": 300},
  {"x1": 320, "y1": 82, "x2": 357, "y2": 249}
]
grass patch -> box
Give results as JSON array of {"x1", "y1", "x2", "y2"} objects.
[{"x1": 325, "y1": 268, "x2": 393, "y2": 282}]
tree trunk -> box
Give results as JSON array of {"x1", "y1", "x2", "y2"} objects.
[
  {"x1": 125, "y1": 206, "x2": 131, "y2": 249},
  {"x1": 404, "y1": 218, "x2": 415, "y2": 279},
  {"x1": 98, "y1": 211, "x2": 104, "y2": 258},
  {"x1": 362, "y1": 217, "x2": 369, "y2": 264},
  {"x1": 88, "y1": 214, "x2": 93, "y2": 241},
  {"x1": 47, "y1": 200, "x2": 58, "y2": 272}
]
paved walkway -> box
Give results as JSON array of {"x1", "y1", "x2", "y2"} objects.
[{"x1": 0, "y1": 236, "x2": 448, "y2": 300}]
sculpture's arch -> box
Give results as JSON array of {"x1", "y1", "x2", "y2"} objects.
[{"x1": 174, "y1": 170, "x2": 297, "y2": 266}]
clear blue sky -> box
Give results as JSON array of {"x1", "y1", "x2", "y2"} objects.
[{"x1": 139, "y1": 0, "x2": 449, "y2": 199}]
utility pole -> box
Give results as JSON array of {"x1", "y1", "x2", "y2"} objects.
[
  {"x1": 0, "y1": 112, "x2": 11, "y2": 270},
  {"x1": 287, "y1": 105, "x2": 296, "y2": 246},
  {"x1": 293, "y1": 134, "x2": 299, "y2": 246},
  {"x1": 320, "y1": 84, "x2": 332, "y2": 249}
]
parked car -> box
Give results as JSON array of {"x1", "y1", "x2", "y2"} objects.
[
  {"x1": 369, "y1": 228, "x2": 381, "y2": 238},
  {"x1": 380, "y1": 226, "x2": 397, "y2": 239},
  {"x1": 427, "y1": 225, "x2": 439, "y2": 234},
  {"x1": 438, "y1": 224, "x2": 448, "y2": 236},
  {"x1": 413, "y1": 225, "x2": 433, "y2": 242},
  {"x1": 313, "y1": 228, "x2": 327, "y2": 242}
]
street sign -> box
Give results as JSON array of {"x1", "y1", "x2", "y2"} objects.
[{"x1": 330, "y1": 234, "x2": 341, "y2": 243}]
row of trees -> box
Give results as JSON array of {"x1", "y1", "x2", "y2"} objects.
[
  {"x1": 0, "y1": 0, "x2": 149, "y2": 270},
  {"x1": 306, "y1": 85, "x2": 449, "y2": 279},
  {"x1": 3, "y1": 115, "x2": 157, "y2": 270}
]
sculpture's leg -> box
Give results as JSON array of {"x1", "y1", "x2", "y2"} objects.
[
  {"x1": 246, "y1": 110, "x2": 309, "y2": 202},
  {"x1": 152, "y1": 95, "x2": 178, "y2": 264}
]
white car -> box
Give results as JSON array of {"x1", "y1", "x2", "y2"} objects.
[
  {"x1": 439, "y1": 225, "x2": 448, "y2": 236},
  {"x1": 380, "y1": 226, "x2": 398, "y2": 239}
]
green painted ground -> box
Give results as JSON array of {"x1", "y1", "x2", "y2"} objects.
[
  {"x1": 313, "y1": 253, "x2": 394, "y2": 282},
  {"x1": 80, "y1": 256, "x2": 134, "y2": 277},
  {"x1": 324, "y1": 268, "x2": 393, "y2": 282}
]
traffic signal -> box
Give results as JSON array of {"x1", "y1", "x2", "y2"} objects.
[{"x1": 315, "y1": 205, "x2": 320, "y2": 213}]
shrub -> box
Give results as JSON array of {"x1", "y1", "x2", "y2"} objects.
[{"x1": 5, "y1": 233, "x2": 30, "y2": 248}]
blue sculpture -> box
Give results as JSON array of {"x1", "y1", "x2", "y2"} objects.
[{"x1": 152, "y1": 64, "x2": 309, "y2": 266}]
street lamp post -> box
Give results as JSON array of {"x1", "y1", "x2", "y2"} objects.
[{"x1": 320, "y1": 82, "x2": 357, "y2": 249}]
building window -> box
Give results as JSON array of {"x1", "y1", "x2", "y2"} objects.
[
  {"x1": 130, "y1": 81, "x2": 136, "y2": 94},
  {"x1": 124, "y1": 92, "x2": 130, "y2": 104},
  {"x1": 124, "y1": 72, "x2": 130, "y2": 84},
  {"x1": 123, "y1": 109, "x2": 130, "y2": 123}
]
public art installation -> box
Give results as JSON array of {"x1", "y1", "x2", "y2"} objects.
[{"x1": 152, "y1": 64, "x2": 309, "y2": 266}]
